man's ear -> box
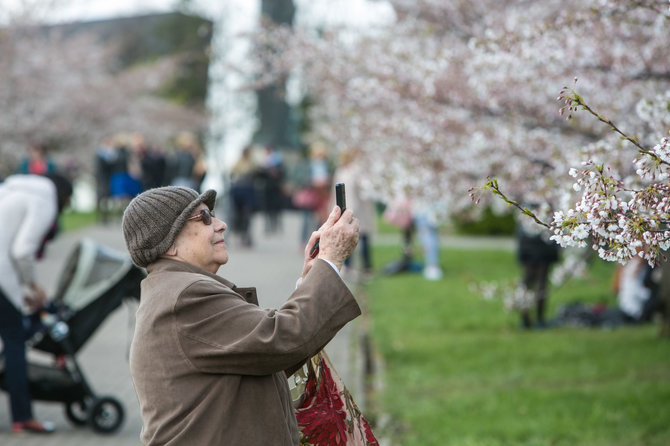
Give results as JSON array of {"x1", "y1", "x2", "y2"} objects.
[{"x1": 165, "y1": 244, "x2": 177, "y2": 256}]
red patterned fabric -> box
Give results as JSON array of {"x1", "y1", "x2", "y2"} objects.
[{"x1": 295, "y1": 352, "x2": 379, "y2": 446}]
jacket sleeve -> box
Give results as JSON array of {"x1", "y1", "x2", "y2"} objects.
[{"x1": 175, "y1": 260, "x2": 361, "y2": 376}]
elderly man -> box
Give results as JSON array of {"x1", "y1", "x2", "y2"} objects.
[{"x1": 122, "y1": 186, "x2": 360, "y2": 445}]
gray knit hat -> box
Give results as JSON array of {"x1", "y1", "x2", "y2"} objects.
[{"x1": 122, "y1": 186, "x2": 217, "y2": 267}]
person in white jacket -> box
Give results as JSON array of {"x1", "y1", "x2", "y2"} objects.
[{"x1": 0, "y1": 173, "x2": 72, "y2": 434}]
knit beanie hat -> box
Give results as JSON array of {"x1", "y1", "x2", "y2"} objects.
[{"x1": 122, "y1": 186, "x2": 217, "y2": 267}]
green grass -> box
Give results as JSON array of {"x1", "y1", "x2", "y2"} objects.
[
  {"x1": 60, "y1": 210, "x2": 98, "y2": 232},
  {"x1": 366, "y1": 246, "x2": 670, "y2": 446},
  {"x1": 375, "y1": 208, "x2": 515, "y2": 238}
]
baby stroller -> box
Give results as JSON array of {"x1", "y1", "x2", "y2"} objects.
[{"x1": 0, "y1": 238, "x2": 145, "y2": 434}]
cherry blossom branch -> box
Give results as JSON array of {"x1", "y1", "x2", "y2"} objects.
[
  {"x1": 558, "y1": 80, "x2": 669, "y2": 165},
  {"x1": 476, "y1": 178, "x2": 551, "y2": 229}
]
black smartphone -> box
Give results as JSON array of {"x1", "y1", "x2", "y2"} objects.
[
  {"x1": 335, "y1": 182, "x2": 346, "y2": 211},
  {"x1": 310, "y1": 182, "x2": 346, "y2": 258}
]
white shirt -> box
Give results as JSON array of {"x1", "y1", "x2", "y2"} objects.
[{"x1": 0, "y1": 175, "x2": 58, "y2": 312}]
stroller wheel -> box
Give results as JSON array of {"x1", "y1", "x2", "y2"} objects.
[
  {"x1": 65, "y1": 400, "x2": 90, "y2": 426},
  {"x1": 89, "y1": 396, "x2": 125, "y2": 434}
]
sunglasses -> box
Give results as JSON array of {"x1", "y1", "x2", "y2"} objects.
[{"x1": 187, "y1": 209, "x2": 215, "y2": 225}]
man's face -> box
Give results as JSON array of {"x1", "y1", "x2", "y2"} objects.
[{"x1": 171, "y1": 203, "x2": 228, "y2": 273}]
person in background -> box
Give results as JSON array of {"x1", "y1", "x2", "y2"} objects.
[
  {"x1": 293, "y1": 143, "x2": 334, "y2": 251},
  {"x1": 15, "y1": 143, "x2": 56, "y2": 175},
  {"x1": 230, "y1": 146, "x2": 259, "y2": 247},
  {"x1": 94, "y1": 137, "x2": 117, "y2": 222},
  {"x1": 168, "y1": 131, "x2": 207, "y2": 191},
  {"x1": 128, "y1": 131, "x2": 167, "y2": 191},
  {"x1": 381, "y1": 197, "x2": 443, "y2": 280},
  {"x1": 259, "y1": 145, "x2": 286, "y2": 234},
  {"x1": 121, "y1": 186, "x2": 360, "y2": 445},
  {"x1": 332, "y1": 149, "x2": 376, "y2": 278},
  {"x1": 108, "y1": 133, "x2": 142, "y2": 203},
  {"x1": 413, "y1": 202, "x2": 444, "y2": 281},
  {"x1": 612, "y1": 254, "x2": 659, "y2": 324},
  {"x1": 381, "y1": 196, "x2": 419, "y2": 275},
  {"x1": 516, "y1": 220, "x2": 560, "y2": 329},
  {"x1": 0, "y1": 172, "x2": 73, "y2": 434},
  {"x1": 308, "y1": 142, "x2": 333, "y2": 228}
]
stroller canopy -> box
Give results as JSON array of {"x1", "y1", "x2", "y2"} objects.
[{"x1": 53, "y1": 238, "x2": 134, "y2": 312}]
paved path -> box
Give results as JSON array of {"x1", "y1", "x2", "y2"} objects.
[{"x1": 0, "y1": 211, "x2": 363, "y2": 445}]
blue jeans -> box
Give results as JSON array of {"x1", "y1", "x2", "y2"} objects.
[
  {"x1": 0, "y1": 290, "x2": 33, "y2": 422},
  {"x1": 415, "y1": 214, "x2": 440, "y2": 267}
]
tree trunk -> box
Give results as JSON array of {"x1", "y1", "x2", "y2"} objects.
[
  {"x1": 256, "y1": 0, "x2": 299, "y2": 149},
  {"x1": 659, "y1": 258, "x2": 670, "y2": 338}
]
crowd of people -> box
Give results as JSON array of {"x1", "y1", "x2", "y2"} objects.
[
  {"x1": 94, "y1": 131, "x2": 207, "y2": 222},
  {"x1": 94, "y1": 134, "x2": 294, "y2": 252},
  {"x1": 2, "y1": 136, "x2": 450, "y2": 284},
  {"x1": 2, "y1": 136, "x2": 390, "y2": 275}
]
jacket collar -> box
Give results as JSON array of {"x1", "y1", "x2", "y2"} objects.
[{"x1": 146, "y1": 258, "x2": 258, "y2": 305}]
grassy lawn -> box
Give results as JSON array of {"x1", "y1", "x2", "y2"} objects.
[
  {"x1": 366, "y1": 245, "x2": 670, "y2": 446},
  {"x1": 60, "y1": 210, "x2": 98, "y2": 232}
]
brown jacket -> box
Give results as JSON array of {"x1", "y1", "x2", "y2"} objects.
[{"x1": 130, "y1": 258, "x2": 360, "y2": 445}]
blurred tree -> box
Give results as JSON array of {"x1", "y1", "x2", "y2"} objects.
[
  {"x1": 253, "y1": 0, "x2": 300, "y2": 149},
  {"x1": 0, "y1": 10, "x2": 211, "y2": 178},
  {"x1": 250, "y1": 0, "x2": 670, "y2": 265}
]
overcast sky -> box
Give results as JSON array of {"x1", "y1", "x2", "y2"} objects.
[
  {"x1": 0, "y1": 0, "x2": 215, "y2": 24},
  {"x1": 50, "y1": 0, "x2": 206, "y2": 22},
  {"x1": 1, "y1": 0, "x2": 394, "y2": 27}
]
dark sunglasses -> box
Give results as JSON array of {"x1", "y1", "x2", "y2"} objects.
[{"x1": 187, "y1": 209, "x2": 215, "y2": 225}]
